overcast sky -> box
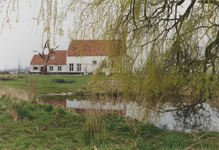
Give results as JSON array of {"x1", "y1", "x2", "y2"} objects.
[{"x1": 0, "y1": 0, "x2": 70, "y2": 70}]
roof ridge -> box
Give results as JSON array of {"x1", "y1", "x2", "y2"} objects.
[
  {"x1": 67, "y1": 40, "x2": 120, "y2": 56},
  {"x1": 30, "y1": 50, "x2": 67, "y2": 65}
]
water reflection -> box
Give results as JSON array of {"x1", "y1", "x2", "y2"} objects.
[
  {"x1": 173, "y1": 104, "x2": 212, "y2": 132},
  {"x1": 41, "y1": 98, "x2": 126, "y2": 116},
  {"x1": 38, "y1": 96, "x2": 219, "y2": 132},
  {"x1": 156, "y1": 103, "x2": 219, "y2": 132}
]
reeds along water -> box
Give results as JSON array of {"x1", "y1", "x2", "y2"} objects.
[
  {"x1": 0, "y1": 86, "x2": 29, "y2": 102},
  {"x1": 0, "y1": 77, "x2": 37, "y2": 103},
  {"x1": 25, "y1": 77, "x2": 37, "y2": 103},
  {"x1": 80, "y1": 95, "x2": 147, "y2": 146}
]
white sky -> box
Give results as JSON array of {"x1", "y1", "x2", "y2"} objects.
[{"x1": 0, "y1": 0, "x2": 70, "y2": 70}]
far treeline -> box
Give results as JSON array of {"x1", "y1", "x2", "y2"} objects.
[{"x1": 1, "y1": 0, "x2": 219, "y2": 112}]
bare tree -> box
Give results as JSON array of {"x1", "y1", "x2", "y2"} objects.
[
  {"x1": 17, "y1": 55, "x2": 22, "y2": 77},
  {"x1": 33, "y1": 40, "x2": 59, "y2": 75}
]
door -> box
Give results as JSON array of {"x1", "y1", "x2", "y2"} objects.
[
  {"x1": 92, "y1": 60, "x2": 97, "y2": 72},
  {"x1": 41, "y1": 67, "x2": 44, "y2": 74}
]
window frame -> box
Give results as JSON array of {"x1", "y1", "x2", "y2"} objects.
[
  {"x1": 58, "y1": 66, "x2": 62, "y2": 71},
  {"x1": 33, "y1": 67, "x2": 38, "y2": 70},
  {"x1": 77, "y1": 64, "x2": 81, "y2": 71},
  {"x1": 93, "y1": 60, "x2": 97, "y2": 65},
  {"x1": 50, "y1": 66, "x2": 53, "y2": 71},
  {"x1": 69, "y1": 63, "x2": 74, "y2": 71}
]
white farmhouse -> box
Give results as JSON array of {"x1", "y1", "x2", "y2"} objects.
[
  {"x1": 30, "y1": 50, "x2": 68, "y2": 74},
  {"x1": 30, "y1": 40, "x2": 120, "y2": 74}
]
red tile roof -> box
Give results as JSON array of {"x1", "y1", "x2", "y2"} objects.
[
  {"x1": 67, "y1": 40, "x2": 122, "y2": 56},
  {"x1": 30, "y1": 50, "x2": 67, "y2": 65}
]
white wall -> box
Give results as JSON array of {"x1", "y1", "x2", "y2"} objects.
[
  {"x1": 67, "y1": 56, "x2": 107, "y2": 73},
  {"x1": 30, "y1": 65, "x2": 68, "y2": 73},
  {"x1": 29, "y1": 65, "x2": 42, "y2": 73},
  {"x1": 30, "y1": 56, "x2": 108, "y2": 73},
  {"x1": 47, "y1": 65, "x2": 68, "y2": 73}
]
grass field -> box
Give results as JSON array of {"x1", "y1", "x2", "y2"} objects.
[
  {"x1": 1, "y1": 76, "x2": 219, "y2": 149},
  {"x1": 0, "y1": 74, "x2": 92, "y2": 94},
  {"x1": 0, "y1": 96, "x2": 219, "y2": 149}
]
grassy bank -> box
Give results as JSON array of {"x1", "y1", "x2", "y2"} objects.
[
  {"x1": 0, "y1": 95, "x2": 219, "y2": 149},
  {"x1": 0, "y1": 74, "x2": 91, "y2": 94}
]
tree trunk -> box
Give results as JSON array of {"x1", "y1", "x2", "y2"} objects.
[{"x1": 44, "y1": 61, "x2": 47, "y2": 75}]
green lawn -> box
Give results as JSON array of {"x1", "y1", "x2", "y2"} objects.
[
  {"x1": 0, "y1": 74, "x2": 92, "y2": 94},
  {"x1": 0, "y1": 97, "x2": 219, "y2": 149}
]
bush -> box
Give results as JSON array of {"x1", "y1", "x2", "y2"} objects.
[
  {"x1": 55, "y1": 106, "x2": 66, "y2": 115},
  {"x1": 44, "y1": 104, "x2": 54, "y2": 112},
  {"x1": 81, "y1": 114, "x2": 108, "y2": 146},
  {"x1": 11, "y1": 102, "x2": 34, "y2": 120},
  {"x1": 137, "y1": 122, "x2": 164, "y2": 138},
  {"x1": 103, "y1": 113, "x2": 130, "y2": 132}
]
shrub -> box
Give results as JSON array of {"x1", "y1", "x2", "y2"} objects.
[
  {"x1": 55, "y1": 106, "x2": 66, "y2": 115},
  {"x1": 11, "y1": 102, "x2": 34, "y2": 120},
  {"x1": 44, "y1": 104, "x2": 54, "y2": 112},
  {"x1": 81, "y1": 114, "x2": 108, "y2": 146}
]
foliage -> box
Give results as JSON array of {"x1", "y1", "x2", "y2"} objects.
[
  {"x1": 0, "y1": 0, "x2": 63, "y2": 45},
  {"x1": 54, "y1": 105, "x2": 66, "y2": 115},
  {"x1": 2, "y1": 0, "x2": 219, "y2": 112},
  {"x1": 82, "y1": 113, "x2": 108, "y2": 146},
  {"x1": 11, "y1": 101, "x2": 34, "y2": 120},
  {"x1": 57, "y1": 0, "x2": 219, "y2": 113},
  {"x1": 44, "y1": 104, "x2": 54, "y2": 112}
]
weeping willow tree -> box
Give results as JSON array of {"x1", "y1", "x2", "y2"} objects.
[
  {"x1": 0, "y1": 0, "x2": 63, "y2": 74},
  {"x1": 58, "y1": 0, "x2": 219, "y2": 112},
  {"x1": 0, "y1": 0, "x2": 63, "y2": 45},
  {"x1": 1, "y1": 0, "x2": 219, "y2": 112}
]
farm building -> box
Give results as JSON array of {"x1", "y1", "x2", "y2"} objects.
[{"x1": 30, "y1": 40, "x2": 121, "y2": 74}]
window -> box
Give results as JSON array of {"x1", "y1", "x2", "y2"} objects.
[
  {"x1": 93, "y1": 60, "x2": 97, "y2": 65},
  {"x1": 77, "y1": 64, "x2": 81, "y2": 71},
  {"x1": 50, "y1": 66, "x2": 53, "y2": 71},
  {"x1": 58, "y1": 66, "x2": 62, "y2": 71},
  {"x1": 69, "y1": 64, "x2": 74, "y2": 71},
  {"x1": 102, "y1": 61, "x2": 107, "y2": 67},
  {"x1": 33, "y1": 67, "x2": 38, "y2": 70},
  {"x1": 51, "y1": 57, "x2": 55, "y2": 60}
]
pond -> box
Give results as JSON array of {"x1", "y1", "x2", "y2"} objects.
[{"x1": 37, "y1": 95, "x2": 219, "y2": 132}]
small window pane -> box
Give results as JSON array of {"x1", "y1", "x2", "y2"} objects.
[
  {"x1": 69, "y1": 64, "x2": 74, "y2": 71},
  {"x1": 50, "y1": 66, "x2": 53, "y2": 71},
  {"x1": 93, "y1": 60, "x2": 97, "y2": 65},
  {"x1": 51, "y1": 57, "x2": 55, "y2": 60},
  {"x1": 77, "y1": 64, "x2": 81, "y2": 71},
  {"x1": 58, "y1": 66, "x2": 62, "y2": 71}
]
